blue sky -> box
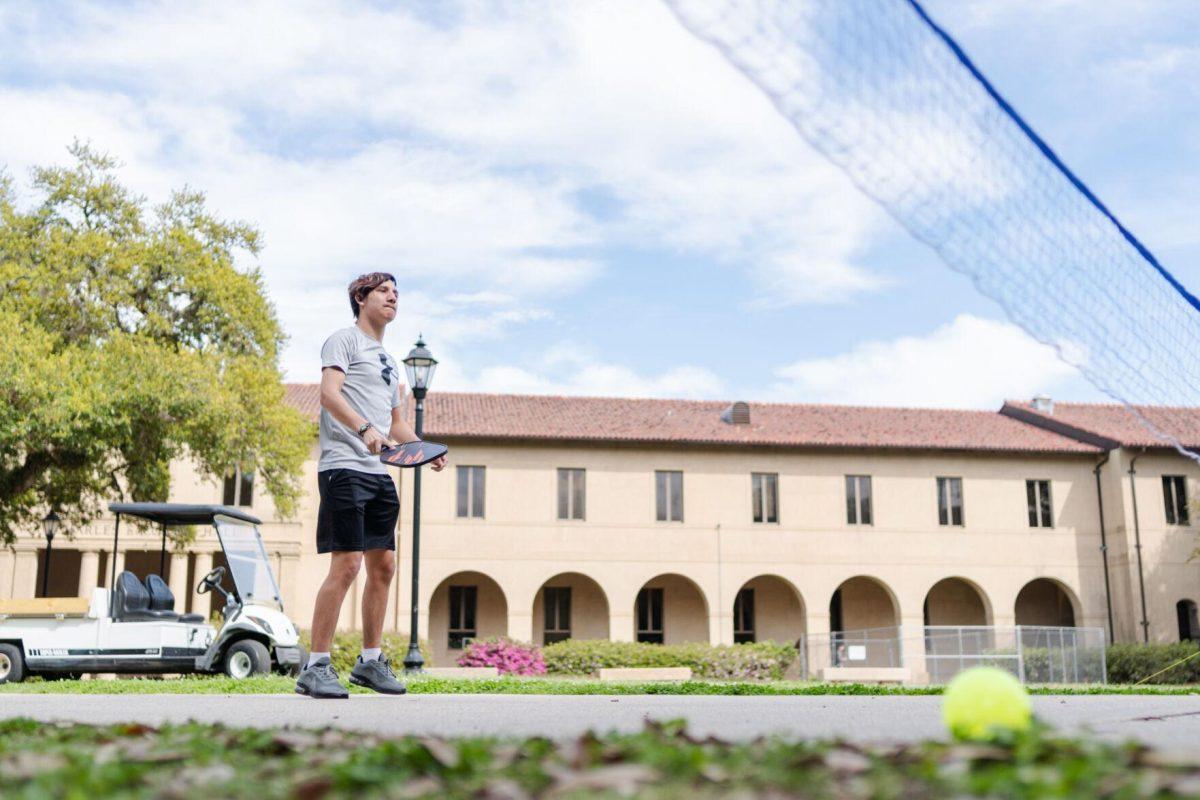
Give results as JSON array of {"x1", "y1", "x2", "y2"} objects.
[{"x1": 1, "y1": 0, "x2": 1196, "y2": 409}]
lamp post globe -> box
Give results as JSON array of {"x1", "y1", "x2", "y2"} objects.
[
  {"x1": 401, "y1": 336, "x2": 437, "y2": 672},
  {"x1": 41, "y1": 510, "x2": 61, "y2": 598},
  {"x1": 402, "y1": 336, "x2": 438, "y2": 400}
]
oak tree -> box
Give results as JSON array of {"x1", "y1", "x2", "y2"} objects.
[{"x1": 0, "y1": 144, "x2": 311, "y2": 545}]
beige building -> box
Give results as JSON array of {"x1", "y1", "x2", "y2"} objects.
[{"x1": 3, "y1": 388, "x2": 1199, "y2": 676}]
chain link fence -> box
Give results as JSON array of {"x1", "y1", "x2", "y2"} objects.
[{"x1": 798, "y1": 625, "x2": 1107, "y2": 685}]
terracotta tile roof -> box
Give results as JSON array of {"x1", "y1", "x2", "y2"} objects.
[
  {"x1": 284, "y1": 384, "x2": 1099, "y2": 454},
  {"x1": 1002, "y1": 400, "x2": 1200, "y2": 450},
  {"x1": 284, "y1": 383, "x2": 321, "y2": 419}
]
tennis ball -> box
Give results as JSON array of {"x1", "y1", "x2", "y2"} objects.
[{"x1": 942, "y1": 666, "x2": 1031, "y2": 741}]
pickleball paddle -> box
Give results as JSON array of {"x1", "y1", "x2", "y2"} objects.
[{"x1": 379, "y1": 440, "x2": 449, "y2": 468}]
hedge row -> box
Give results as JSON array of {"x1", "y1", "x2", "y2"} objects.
[
  {"x1": 295, "y1": 634, "x2": 1199, "y2": 685},
  {"x1": 541, "y1": 639, "x2": 798, "y2": 680},
  {"x1": 1106, "y1": 642, "x2": 1200, "y2": 685}
]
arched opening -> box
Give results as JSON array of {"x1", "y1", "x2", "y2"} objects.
[
  {"x1": 830, "y1": 576, "x2": 899, "y2": 632},
  {"x1": 923, "y1": 577, "x2": 990, "y2": 626},
  {"x1": 922, "y1": 577, "x2": 993, "y2": 683},
  {"x1": 733, "y1": 575, "x2": 804, "y2": 644},
  {"x1": 829, "y1": 576, "x2": 900, "y2": 668},
  {"x1": 429, "y1": 571, "x2": 508, "y2": 668},
  {"x1": 532, "y1": 572, "x2": 610, "y2": 645},
  {"x1": 634, "y1": 574, "x2": 709, "y2": 645},
  {"x1": 1178, "y1": 600, "x2": 1199, "y2": 642},
  {"x1": 1014, "y1": 578, "x2": 1077, "y2": 627}
]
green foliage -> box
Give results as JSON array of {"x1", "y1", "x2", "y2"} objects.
[
  {"x1": 1013, "y1": 647, "x2": 1107, "y2": 684},
  {"x1": 297, "y1": 629, "x2": 433, "y2": 673},
  {"x1": 542, "y1": 639, "x2": 798, "y2": 680},
  {"x1": 2, "y1": 716, "x2": 1200, "y2": 798},
  {"x1": 1107, "y1": 641, "x2": 1200, "y2": 684},
  {"x1": 2, "y1": 673, "x2": 1198, "y2": 696},
  {"x1": 0, "y1": 143, "x2": 311, "y2": 544}
]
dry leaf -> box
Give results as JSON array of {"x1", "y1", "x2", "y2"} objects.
[
  {"x1": 489, "y1": 743, "x2": 522, "y2": 770},
  {"x1": 292, "y1": 775, "x2": 333, "y2": 800},
  {"x1": 1, "y1": 751, "x2": 68, "y2": 779},
  {"x1": 391, "y1": 776, "x2": 442, "y2": 798},
  {"x1": 477, "y1": 777, "x2": 530, "y2": 800},
  {"x1": 272, "y1": 730, "x2": 321, "y2": 753},
  {"x1": 417, "y1": 737, "x2": 459, "y2": 768},
  {"x1": 546, "y1": 763, "x2": 658, "y2": 797},
  {"x1": 825, "y1": 746, "x2": 871, "y2": 775}
]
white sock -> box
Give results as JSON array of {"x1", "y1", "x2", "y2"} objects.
[
  {"x1": 306, "y1": 652, "x2": 331, "y2": 669},
  {"x1": 360, "y1": 647, "x2": 382, "y2": 662}
]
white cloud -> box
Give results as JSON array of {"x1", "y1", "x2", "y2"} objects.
[
  {"x1": 13, "y1": 0, "x2": 1176, "y2": 405},
  {"x1": 770, "y1": 314, "x2": 1089, "y2": 409},
  {"x1": 0, "y1": 0, "x2": 888, "y2": 333},
  {"x1": 432, "y1": 341, "x2": 723, "y2": 399}
]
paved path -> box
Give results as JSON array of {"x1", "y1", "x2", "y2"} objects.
[{"x1": 3, "y1": 694, "x2": 1199, "y2": 750}]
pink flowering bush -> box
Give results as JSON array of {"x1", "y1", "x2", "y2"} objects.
[{"x1": 456, "y1": 637, "x2": 547, "y2": 676}]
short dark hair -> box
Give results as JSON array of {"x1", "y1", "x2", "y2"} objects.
[{"x1": 348, "y1": 272, "x2": 397, "y2": 319}]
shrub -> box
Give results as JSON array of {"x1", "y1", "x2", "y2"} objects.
[
  {"x1": 456, "y1": 637, "x2": 547, "y2": 676},
  {"x1": 1017, "y1": 647, "x2": 1106, "y2": 684},
  {"x1": 1107, "y1": 642, "x2": 1200, "y2": 685},
  {"x1": 542, "y1": 639, "x2": 797, "y2": 681},
  {"x1": 298, "y1": 630, "x2": 433, "y2": 674}
]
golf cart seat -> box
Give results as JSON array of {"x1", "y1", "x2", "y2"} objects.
[
  {"x1": 114, "y1": 571, "x2": 180, "y2": 622},
  {"x1": 145, "y1": 574, "x2": 206, "y2": 624}
]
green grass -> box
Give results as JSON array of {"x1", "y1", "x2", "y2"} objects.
[
  {"x1": 3, "y1": 674, "x2": 1200, "y2": 695},
  {"x1": 1, "y1": 716, "x2": 1198, "y2": 798}
]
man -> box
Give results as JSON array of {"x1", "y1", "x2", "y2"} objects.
[{"x1": 296, "y1": 272, "x2": 446, "y2": 699}]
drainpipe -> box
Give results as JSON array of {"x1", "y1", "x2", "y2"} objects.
[
  {"x1": 1128, "y1": 450, "x2": 1151, "y2": 643},
  {"x1": 715, "y1": 522, "x2": 724, "y2": 644},
  {"x1": 1093, "y1": 452, "x2": 1115, "y2": 642}
]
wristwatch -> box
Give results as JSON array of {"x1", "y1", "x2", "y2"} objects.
[{"x1": 357, "y1": 421, "x2": 374, "y2": 437}]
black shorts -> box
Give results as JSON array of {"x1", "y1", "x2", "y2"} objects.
[{"x1": 316, "y1": 469, "x2": 400, "y2": 553}]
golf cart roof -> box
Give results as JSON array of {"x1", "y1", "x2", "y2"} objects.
[{"x1": 107, "y1": 503, "x2": 262, "y2": 526}]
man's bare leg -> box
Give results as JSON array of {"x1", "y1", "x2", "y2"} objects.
[
  {"x1": 361, "y1": 549, "x2": 396, "y2": 650},
  {"x1": 348, "y1": 549, "x2": 406, "y2": 693},
  {"x1": 309, "y1": 552, "x2": 363, "y2": 654}
]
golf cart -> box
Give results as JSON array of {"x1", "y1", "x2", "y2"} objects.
[{"x1": 0, "y1": 503, "x2": 303, "y2": 683}]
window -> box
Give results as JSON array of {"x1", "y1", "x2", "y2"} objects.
[
  {"x1": 1026, "y1": 480, "x2": 1053, "y2": 527},
  {"x1": 937, "y1": 477, "x2": 964, "y2": 526},
  {"x1": 752, "y1": 473, "x2": 778, "y2": 523},
  {"x1": 655, "y1": 471, "x2": 683, "y2": 522},
  {"x1": 543, "y1": 587, "x2": 572, "y2": 644},
  {"x1": 557, "y1": 469, "x2": 586, "y2": 520},
  {"x1": 1177, "y1": 600, "x2": 1199, "y2": 642},
  {"x1": 845, "y1": 475, "x2": 873, "y2": 525},
  {"x1": 448, "y1": 585, "x2": 477, "y2": 649},
  {"x1": 222, "y1": 468, "x2": 254, "y2": 507},
  {"x1": 1164, "y1": 475, "x2": 1189, "y2": 525},
  {"x1": 733, "y1": 588, "x2": 755, "y2": 643},
  {"x1": 456, "y1": 466, "x2": 485, "y2": 518},
  {"x1": 636, "y1": 587, "x2": 664, "y2": 643}
]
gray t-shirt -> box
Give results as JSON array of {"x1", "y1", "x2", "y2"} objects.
[{"x1": 317, "y1": 326, "x2": 402, "y2": 475}]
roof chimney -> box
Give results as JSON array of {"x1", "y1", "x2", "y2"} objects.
[
  {"x1": 1030, "y1": 395, "x2": 1053, "y2": 414},
  {"x1": 720, "y1": 401, "x2": 751, "y2": 425}
]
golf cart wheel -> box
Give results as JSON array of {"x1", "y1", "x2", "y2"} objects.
[
  {"x1": 0, "y1": 644, "x2": 25, "y2": 684},
  {"x1": 223, "y1": 639, "x2": 271, "y2": 679}
]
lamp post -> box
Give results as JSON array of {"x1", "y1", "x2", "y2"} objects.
[
  {"x1": 41, "y1": 510, "x2": 61, "y2": 598},
  {"x1": 402, "y1": 336, "x2": 438, "y2": 673}
]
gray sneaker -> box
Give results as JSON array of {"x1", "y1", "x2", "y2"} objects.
[
  {"x1": 349, "y1": 655, "x2": 407, "y2": 695},
  {"x1": 295, "y1": 659, "x2": 349, "y2": 699}
]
